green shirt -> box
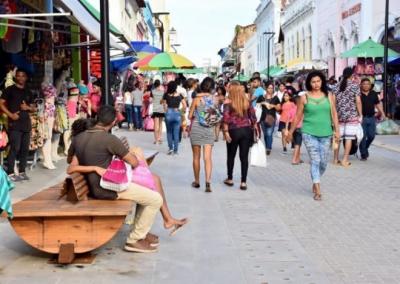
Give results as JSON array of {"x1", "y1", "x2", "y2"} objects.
[{"x1": 302, "y1": 95, "x2": 333, "y2": 137}]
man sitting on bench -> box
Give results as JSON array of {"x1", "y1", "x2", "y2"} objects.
[{"x1": 67, "y1": 105, "x2": 162, "y2": 253}]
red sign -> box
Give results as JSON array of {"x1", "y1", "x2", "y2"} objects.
[
  {"x1": 342, "y1": 3, "x2": 362, "y2": 19},
  {"x1": 90, "y1": 50, "x2": 102, "y2": 78}
]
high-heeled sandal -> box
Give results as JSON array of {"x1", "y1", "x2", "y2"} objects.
[
  {"x1": 191, "y1": 182, "x2": 200, "y2": 188},
  {"x1": 205, "y1": 182, "x2": 212, "y2": 193}
]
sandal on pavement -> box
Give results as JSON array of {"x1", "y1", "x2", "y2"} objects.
[
  {"x1": 223, "y1": 179, "x2": 234, "y2": 187},
  {"x1": 191, "y1": 182, "x2": 200, "y2": 188},
  {"x1": 313, "y1": 186, "x2": 322, "y2": 201},
  {"x1": 333, "y1": 160, "x2": 341, "y2": 165},
  {"x1": 240, "y1": 183, "x2": 247, "y2": 190},
  {"x1": 205, "y1": 182, "x2": 212, "y2": 193},
  {"x1": 340, "y1": 161, "x2": 351, "y2": 167}
]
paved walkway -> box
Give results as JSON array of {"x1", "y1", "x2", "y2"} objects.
[{"x1": 1, "y1": 129, "x2": 400, "y2": 284}]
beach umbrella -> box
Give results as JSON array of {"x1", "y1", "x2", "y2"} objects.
[
  {"x1": 135, "y1": 52, "x2": 195, "y2": 70},
  {"x1": 162, "y1": 68, "x2": 205, "y2": 74},
  {"x1": 341, "y1": 38, "x2": 399, "y2": 58},
  {"x1": 136, "y1": 44, "x2": 162, "y2": 59}
]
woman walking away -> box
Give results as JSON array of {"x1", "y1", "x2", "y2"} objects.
[
  {"x1": 222, "y1": 81, "x2": 258, "y2": 190},
  {"x1": 214, "y1": 86, "x2": 226, "y2": 142},
  {"x1": 257, "y1": 81, "x2": 281, "y2": 155},
  {"x1": 279, "y1": 91, "x2": 296, "y2": 153},
  {"x1": 189, "y1": 77, "x2": 218, "y2": 193},
  {"x1": 286, "y1": 71, "x2": 340, "y2": 201},
  {"x1": 331, "y1": 67, "x2": 362, "y2": 167},
  {"x1": 151, "y1": 80, "x2": 165, "y2": 144},
  {"x1": 163, "y1": 81, "x2": 186, "y2": 155},
  {"x1": 124, "y1": 86, "x2": 134, "y2": 130}
]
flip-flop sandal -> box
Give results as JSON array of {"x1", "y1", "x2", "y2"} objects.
[
  {"x1": 223, "y1": 179, "x2": 234, "y2": 187},
  {"x1": 291, "y1": 162, "x2": 301, "y2": 165},
  {"x1": 169, "y1": 219, "x2": 189, "y2": 236},
  {"x1": 333, "y1": 160, "x2": 341, "y2": 165}
]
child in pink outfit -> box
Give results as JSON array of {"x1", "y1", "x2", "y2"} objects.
[{"x1": 286, "y1": 96, "x2": 304, "y2": 165}]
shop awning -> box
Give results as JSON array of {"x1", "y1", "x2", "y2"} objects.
[
  {"x1": 55, "y1": 0, "x2": 129, "y2": 51},
  {"x1": 110, "y1": 56, "x2": 136, "y2": 72}
]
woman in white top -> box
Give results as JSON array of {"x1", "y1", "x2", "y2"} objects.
[
  {"x1": 124, "y1": 86, "x2": 134, "y2": 130},
  {"x1": 150, "y1": 80, "x2": 165, "y2": 144}
]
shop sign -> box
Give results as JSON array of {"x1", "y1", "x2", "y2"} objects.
[
  {"x1": 21, "y1": 0, "x2": 45, "y2": 12},
  {"x1": 342, "y1": 3, "x2": 362, "y2": 20},
  {"x1": 90, "y1": 50, "x2": 102, "y2": 79}
]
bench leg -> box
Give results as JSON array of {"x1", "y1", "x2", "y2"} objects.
[{"x1": 58, "y1": 243, "x2": 75, "y2": 264}]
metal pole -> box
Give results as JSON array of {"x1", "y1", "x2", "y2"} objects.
[
  {"x1": 267, "y1": 38, "x2": 270, "y2": 81},
  {"x1": 383, "y1": 0, "x2": 390, "y2": 115},
  {"x1": 100, "y1": 0, "x2": 111, "y2": 105}
]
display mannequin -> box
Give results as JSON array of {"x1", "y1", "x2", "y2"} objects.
[
  {"x1": 52, "y1": 67, "x2": 70, "y2": 161},
  {"x1": 63, "y1": 87, "x2": 79, "y2": 155},
  {"x1": 41, "y1": 77, "x2": 56, "y2": 169}
]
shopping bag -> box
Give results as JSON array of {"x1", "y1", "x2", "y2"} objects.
[
  {"x1": 250, "y1": 140, "x2": 267, "y2": 167},
  {"x1": 100, "y1": 157, "x2": 132, "y2": 192},
  {"x1": 131, "y1": 160, "x2": 156, "y2": 191},
  {"x1": 255, "y1": 104, "x2": 262, "y2": 122},
  {"x1": 144, "y1": 116, "x2": 154, "y2": 131},
  {"x1": 376, "y1": 119, "x2": 400, "y2": 135}
]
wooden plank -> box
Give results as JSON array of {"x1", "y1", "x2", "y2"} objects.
[
  {"x1": 12, "y1": 200, "x2": 134, "y2": 217},
  {"x1": 10, "y1": 216, "x2": 126, "y2": 254},
  {"x1": 24, "y1": 187, "x2": 63, "y2": 201}
]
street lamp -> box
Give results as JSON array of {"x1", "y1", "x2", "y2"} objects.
[
  {"x1": 171, "y1": 44, "x2": 181, "y2": 53},
  {"x1": 263, "y1": 31, "x2": 275, "y2": 81},
  {"x1": 153, "y1": 12, "x2": 170, "y2": 52}
]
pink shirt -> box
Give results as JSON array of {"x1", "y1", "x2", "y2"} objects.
[
  {"x1": 288, "y1": 105, "x2": 303, "y2": 128},
  {"x1": 90, "y1": 93, "x2": 101, "y2": 113},
  {"x1": 280, "y1": 101, "x2": 296, "y2": 123}
]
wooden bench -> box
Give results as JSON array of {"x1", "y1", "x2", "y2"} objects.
[{"x1": 9, "y1": 150, "x2": 158, "y2": 264}]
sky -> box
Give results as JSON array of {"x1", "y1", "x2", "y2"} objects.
[{"x1": 166, "y1": 0, "x2": 259, "y2": 67}]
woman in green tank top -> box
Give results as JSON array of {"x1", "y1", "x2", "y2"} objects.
[{"x1": 286, "y1": 71, "x2": 339, "y2": 201}]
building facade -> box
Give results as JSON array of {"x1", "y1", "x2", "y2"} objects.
[
  {"x1": 316, "y1": 0, "x2": 400, "y2": 78},
  {"x1": 281, "y1": 0, "x2": 317, "y2": 67},
  {"x1": 255, "y1": 0, "x2": 282, "y2": 71},
  {"x1": 241, "y1": 33, "x2": 258, "y2": 76}
]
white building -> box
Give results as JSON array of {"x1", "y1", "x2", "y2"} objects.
[
  {"x1": 241, "y1": 33, "x2": 258, "y2": 76},
  {"x1": 255, "y1": 0, "x2": 282, "y2": 71},
  {"x1": 281, "y1": 0, "x2": 317, "y2": 67},
  {"x1": 316, "y1": 0, "x2": 400, "y2": 78}
]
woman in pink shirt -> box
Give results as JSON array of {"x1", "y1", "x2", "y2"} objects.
[
  {"x1": 278, "y1": 91, "x2": 296, "y2": 153},
  {"x1": 285, "y1": 95, "x2": 304, "y2": 165},
  {"x1": 89, "y1": 82, "x2": 102, "y2": 117}
]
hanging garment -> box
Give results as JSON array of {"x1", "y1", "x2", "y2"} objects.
[
  {"x1": 0, "y1": 166, "x2": 14, "y2": 218},
  {"x1": 53, "y1": 104, "x2": 69, "y2": 133}
]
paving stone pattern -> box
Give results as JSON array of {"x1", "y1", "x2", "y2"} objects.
[{"x1": 0, "y1": 130, "x2": 399, "y2": 284}]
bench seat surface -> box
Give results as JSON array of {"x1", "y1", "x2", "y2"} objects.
[{"x1": 13, "y1": 187, "x2": 133, "y2": 218}]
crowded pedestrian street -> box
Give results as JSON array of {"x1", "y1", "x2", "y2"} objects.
[
  {"x1": 1, "y1": 129, "x2": 400, "y2": 283},
  {"x1": 1, "y1": 0, "x2": 400, "y2": 283}
]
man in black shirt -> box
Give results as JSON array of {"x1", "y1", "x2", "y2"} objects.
[
  {"x1": 359, "y1": 78, "x2": 386, "y2": 161},
  {"x1": 0, "y1": 69, "x2": 34, "y2": 181}
]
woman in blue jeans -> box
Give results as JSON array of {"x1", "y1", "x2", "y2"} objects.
[
  {"x1": 256, "y1": 81, "x2": 281, "y2": 155},
  {"x1": 162, "y1": 81, "x2": 187, "y2": 155},
  {"x1": 287, "y1": 71, "x2": 339, "y2": 201}
]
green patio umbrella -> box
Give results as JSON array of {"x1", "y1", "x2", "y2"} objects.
[
  {"x1": 341, "y1": 38, "x2": 399, "y2": 58},
  {"x1": 233, "y1": 74, "x2": 250, "y2": 82},
  {"x1": 261, "y1": 65, "x2": 285, "y2": 77}
]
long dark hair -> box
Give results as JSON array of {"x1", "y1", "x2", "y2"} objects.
[
  {"x1": 305, "y1": 71, "x2": 329, "y2": 96},
  {"x1": 71, "y1": 118, "x2": 96, "y2": 137},
  {"x1": 339, "y1": 67, "x2": 353, "y2": 92}
]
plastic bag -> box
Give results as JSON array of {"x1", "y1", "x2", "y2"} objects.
[
  {"x1": 250, "y1": 140, "x2": 267, "y2": 167},
  {"x1": 376, "y1": 119, "x2": 400, "y2": 135},
  {"x1": 255, "y1": 104, "x2": 262, "y2": 122}
]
